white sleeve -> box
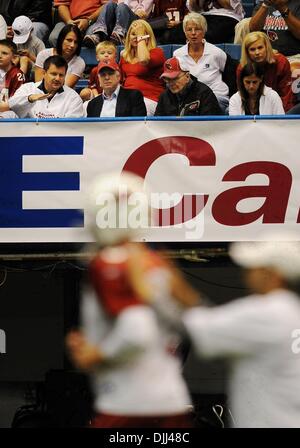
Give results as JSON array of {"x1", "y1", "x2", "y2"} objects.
[
  {"x1": 8, "y1": 83, "x2": 35, "y2": 117},
  {"x1": 35, "y1": 49, "x2": 49, "y2": 69},
  {"x1": 69, "y1": 56, "x2": 86, "y2": 78},
  {"x1": 65, "y1": 93, "x2": 84, "y2": 118},
  {"x1": 34, "y1": 39, "x2": 46, "y2": 57},
  {"x1": 229, "y1": 92, "x2": 243, "y2": 115},
  {"x1": 182, "y1": 298, "x2": 282, "y2": 358},
  {"x1": 270, "y1": 90, "x2": 285, "y2": 115}
]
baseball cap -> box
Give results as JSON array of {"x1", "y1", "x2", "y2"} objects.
[
  {"x1": 98, "y1": 60, "x2": 120, "y2": 74},
  {"x1": 229, "y1": 232, "x2": 300, "y2": 280},
  {"x1": 160, "y1": 57, "x2": 185, "y2": 79},
  {"x1": 12, "y1": 16, "x2": 33, "y2": 44}
]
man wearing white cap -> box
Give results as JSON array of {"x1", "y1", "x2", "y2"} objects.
[
  {"x1": 12, "y1": 16, "x2": 45, "y2": 78},
  {"x1": 150, "y1": 234, "x2": 300, "y2": 427}
]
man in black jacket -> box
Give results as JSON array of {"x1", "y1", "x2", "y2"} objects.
[
  {"x1": 87, "y1": 61, "x2": 147, "y2": 118},
  {"x1": 0, "y1": 0, "x2": 52, "y2": 41},
  {"x1": 155, "y1": 57, "x2": 221, "y2": 116}
]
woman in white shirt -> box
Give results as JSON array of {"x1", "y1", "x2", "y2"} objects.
[
  {"x1": 229, "y1": 62, "x2": 285, "y2": 115},
  {"x1": 34, "y1": 24, "x2": 85, "y2": 89},
  {"x1": 173, "y1": 12, "x2": 229, "y2": 112}
]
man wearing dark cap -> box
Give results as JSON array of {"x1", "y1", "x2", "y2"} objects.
[
  {"x1": 87, "y1": 60, "x2": 147, "y2": 117},
  {"x1": 155, "y1": 56, "x2": 221, "y2": 116}
]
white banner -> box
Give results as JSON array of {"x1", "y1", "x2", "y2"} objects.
[{"x1": 0, "y1": 118, "x2": 299, "y2": 242}]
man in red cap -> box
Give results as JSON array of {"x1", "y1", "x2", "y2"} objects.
[
  {"x1": 86, "y1": 60, "x2": 147, "y2": 117},
  {"x1": 155, "y1": 56, "x2": 221, "y2": 116}
]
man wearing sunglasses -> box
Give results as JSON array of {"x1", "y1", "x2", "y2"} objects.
[{"x1": 155, "y1": 56, "x2": 221, "y2": 116}]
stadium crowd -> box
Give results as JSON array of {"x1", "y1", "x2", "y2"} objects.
[{"x1": 0, "y1": 0, "x2": 299, "y2": 117}]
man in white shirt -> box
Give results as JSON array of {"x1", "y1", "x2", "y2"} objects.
[
  {"x1": 87, "y1": 60, "x2": 146, "y2": 117},
  {"x1": 1, "y1": 54, "x2": 83, "y2": 118},
  {"x1": 151, "y1": 234, "x2": 300, "y2": 427}
]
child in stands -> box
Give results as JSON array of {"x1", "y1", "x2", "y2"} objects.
[
  {"x1": 12, "y1": 16, "x2": 45, "y2": 80},
  {"x1": 0, "y1": 38, "x2": 25, "y2": 118},
  {"x1": 0, "y1": 39, "x2": 25, "y2": 102},
  {"x1": 80, "y1": 41, "x2": 117, "y2": 102}
]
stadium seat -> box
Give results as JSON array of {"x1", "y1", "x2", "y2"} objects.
[{"x1": 224, "y1": 44, "x2": 241, "y2": 61}]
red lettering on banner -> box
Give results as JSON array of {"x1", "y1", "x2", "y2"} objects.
[
  {"x1": 212, "y1": 162, "x2": 292, "y2": 226},
  {"x1": 122, "y1": 137, "x2": 216, "y2": 226}
]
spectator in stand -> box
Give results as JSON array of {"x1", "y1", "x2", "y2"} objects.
[
  {"x1": 249, "y1": 0, "x2": 300, "y2": 58},
  {"x1": 0, "y1": 38, "x2": 25, "y2": 118},
  {"x1": 287, "y1": 59, "x2": 300, "y2": 114},
  {"x1": 173, "y1": 12, "x2": 230, "y2": 112},
  {"x1": 50, "y1": 0, "x2": 103, "y2": 47},
  {"x1": 35, "y1": 24, "x2": 85, "y2": 89},
  {"x1": 0, "y1": 39, "x2": 25, "y2": 99},
  {"x1": 87, "y1": 60, "x2": 147, "y2": 117},
  {"x1": 155, "y1": 56, "x2": 221, "y2": 116},
  {"x1": 149, "y1": 0, "x2": 187, "y2": 45},
  {"x1": 80, "y1": 41, "x2": 117, "y2": 102},
  {"x1": 12, "y1": 16, "x2": 45, "y2": 80},
  {"x1": 1, "y1": 55, "x2": 83, "y2": 118},
  {"x1": 83, "y1": 0, "x2": 154, "y2": 47},
  {"x1": 119, "y1": 20, "x2": 165, "y2": 115},
  {"x1": 0, "y1": 0, "x2": 52, "y2": 42},
  {"x1": 187, "y1": 0, "x2": 244, "y2": 44},
  {"x1": 0, "y1": 15, "x2": 6, "y2": 39},
  {"x1": 237, "y1": 31, "x2": 295, "y2": 112},
  {"x1": 229, "y1": 62, "x2": 285, "y2": 114}
]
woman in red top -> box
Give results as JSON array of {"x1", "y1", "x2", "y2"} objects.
[
  {"x1": 119, "y1": 20, "x2": 165, "y2": 116},
  {"x1": 237, "y1": 31, "x2": 295, "y2": 113}
]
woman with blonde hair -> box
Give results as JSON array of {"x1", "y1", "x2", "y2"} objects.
[
  {"x1": 237, "y1": 31, "x2": 295, "y2": 112},
  {"x1": 119, "y1": 20, "x2": 165, "y2": 115}
]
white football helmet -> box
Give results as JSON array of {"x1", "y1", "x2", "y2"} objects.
[{"x1": 86, "y1": 171, "x2": 150, "y2": 246}]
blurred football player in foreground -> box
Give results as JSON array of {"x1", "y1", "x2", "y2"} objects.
[{"x1": 66, "y1": 171, "x2": 198, "y2": 428}]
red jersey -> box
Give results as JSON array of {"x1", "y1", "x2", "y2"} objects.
[
  {"x1": 152, "y1": 0, "x2": 187, "y2": 20},
  {"x1": 89, "y1": 244, "x2": 168, "y2": 317},
  {"x1": 0, "y1": 65, "x2": 25, "y2": 102},
  {"x1": 120, "y1": 48, "x2": 165, "y2": 102}
]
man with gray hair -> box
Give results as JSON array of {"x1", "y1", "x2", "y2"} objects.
[{"x1": 148, "y1": 233, "x2": 300, "y2": 427}]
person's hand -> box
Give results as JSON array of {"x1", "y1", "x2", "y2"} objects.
[
  {"x1": 28, "y1": 92, "x2": 54, "y2": 103},
  {"x1": 66, "y1": 331, "x2": 103, "y2": 371},
  {"x1": 66, "y1": 19, "x2": 77, "y2": 26},
  {"x1": 18, "y1": 49, "x2": 29, "y2": 57},
  {"x1": 167, "y1": 20, "x2": 181, "y2": 28},
  {"x1": 135, "y1": 9, "x2": 148, "y2": 19},
  {"x1": 0, "y1": 101, "x2": 9, "y2": 113},
  {"x1": 73, "y1": 18, "x2": 89, "y2": 31}
]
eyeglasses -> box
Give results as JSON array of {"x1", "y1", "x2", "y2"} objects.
[{"x1": 164, "y1": 73, "x2": 188, "y2": 84}]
